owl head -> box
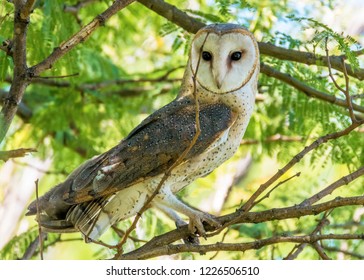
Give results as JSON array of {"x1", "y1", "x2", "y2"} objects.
[{"x1": 188, "y1": 24, "x2": 259, "y2": 94}]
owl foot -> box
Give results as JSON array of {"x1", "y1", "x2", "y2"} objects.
[
  {"x1": 188, "y1": 212, "x2": 221, "y2": 238},
  {"x1": 174, "y1": 219, "x2": 200, "y2": 245}
]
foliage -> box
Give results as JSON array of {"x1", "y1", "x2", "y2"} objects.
[{"x1": 0, "y1": 0, "x2": 363, "y2": 260}]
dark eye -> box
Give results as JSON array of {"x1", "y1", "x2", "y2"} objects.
[
  {"x1": 231, "y1": 51, "x2": 242, "y2": 61},
  {"x1": 202, "y1": 51, "x2": 212, "y2": 61}
]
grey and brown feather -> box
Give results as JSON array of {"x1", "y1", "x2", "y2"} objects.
[{"x1": 26, "y1": 23, "x2": 260, "y2": 240}]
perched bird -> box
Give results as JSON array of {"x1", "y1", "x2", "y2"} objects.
[{"x1": 26, "y1": 23, "x2": 260, "y2": 241}]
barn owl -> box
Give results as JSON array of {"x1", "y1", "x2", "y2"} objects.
[{"x1": 26, "y1": 24, "x2": 260, "y2": 241}]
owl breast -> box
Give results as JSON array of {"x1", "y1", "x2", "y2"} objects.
[{"x1": 169, "y1": 88, "x2": 256, "y2": 194}]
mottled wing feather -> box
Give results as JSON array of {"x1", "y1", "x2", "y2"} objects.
[
  {"x1": 28, "y1": 97, "x2": 236, "y2": 218},
  {"x1": 64, "y1": 97, "x2": 236, "y2": 203}
]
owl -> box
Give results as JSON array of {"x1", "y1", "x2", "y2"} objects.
[{"x1": 26, "y1": 24, "x2": 260, "y2": 241}]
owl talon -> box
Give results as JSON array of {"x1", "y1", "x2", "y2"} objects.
[{"x1": 188, "y1": 212, "x2": 221, "y2": 237}]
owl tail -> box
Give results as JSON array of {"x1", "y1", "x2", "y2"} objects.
[
  {"x1": 26, "y1": 193, "x2": 114, "y2": 241},
  {"x1": 65, "y1": 196, "x2": 115, "y2": 241}
]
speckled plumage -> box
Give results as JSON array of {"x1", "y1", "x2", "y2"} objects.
[{"x1": 26, "y1": 24, "x2": 259, "y2": 240}]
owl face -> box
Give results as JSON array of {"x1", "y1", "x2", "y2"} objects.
[{"x1": 190, "y1": 24, "x2": 259, "y2": 94}]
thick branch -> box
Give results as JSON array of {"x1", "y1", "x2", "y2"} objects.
[
  {"x1": 137, "y1": 0, "x2": 204, "y2": 33},
  {"x1": 260, "y1": 63, "x2": 364, "y2": 118},
  {"x1": 0, "y1": 1, "x2": 31, "y2": 143},
  {"x1": 0, "y1": 89, "x2": 32, "y2": 122},
  {"x1": 121, "y1": 231, "x2": 364, "y2": 260},
  {"x1": 119, "y1": 195, "x2": 364, "y2": 259},
  {"x1": 259, "y1": 42, "x2": 364, "y2": 81},
  {"x1": 138, "y1": 0, "x2": 364, "y2": 81}
]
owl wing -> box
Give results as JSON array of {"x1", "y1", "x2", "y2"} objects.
[{"x1": 27, "y1": 96, "x2": 237, "y2": 217}]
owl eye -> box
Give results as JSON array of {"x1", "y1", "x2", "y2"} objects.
[
  {"x1": 202, "y1": 51, "x2": 212, "y2": 61},
  {"x1": 231, "y1": 51, "x2": 242, "y2": 61}
]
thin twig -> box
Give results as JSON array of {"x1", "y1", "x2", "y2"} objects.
[
  {"x1": 0, "y1": 147, "x2": 37, "y2": 161},
  {"x1": 13, "y1": 160, "x2": 67, "y2": 175},
  {"x1": 0, "y1": 38, "x2": 13, "y2": 57},
  {"x1": 300, "y1": 166, "x2": 364, "y2": 206},
  {"x1": 352, "y1": 93, "x2": 364, "y2": 99},
  {"x1": 341, "y1": 58, "x2": 358, "y2": 122},
  {"x1": 329, "y1": 221, "x2": 364, "y2": 230},
  {"x1": 311, "y1": 242, "x2": 331, "y2": 260},
  {"x1": 32, "y1": 73, "x2": 80, "y2": 80},
  {"x1": 113, "y1": 31, "x2": 211, "y2": 259},
  {"x1": 35, "y1": 179, "x2": 44, "y2": 260},
  {"x1": 209, "y1": 228, "x2": 230, "y2": 260},
  {"x1": 260, "y1": 63, "x2": 364, "y2": 118},
  {"x1": 64, "y1": 0, "x2": 98, "y2": 15},
  {"x1": 64, "y1": 0, "x2": 98, "y2": 25},
  {"x1": 213, "y1": 121, "x2": 364, "y2": 235},
  {"x1": 21, "y1": 232, "x2": 47, "y2": 260},
  {"x1": 111, "y1": 225, "x2": 148, "y2": 243},
  {"x1": 325, "y1": 37, "x2": 358, "y2": 123},
  {"x1": 322, "y1": 245, "x2": 364, "y2": 259},
  {"x1": 284, "y1": 244, "x2": 307, "y2": 260},
  {"x1": 283, "y1": 210, "x2": 330, "y2": 260},
  {"x1": 252, "y1": 172, "x2": 301, "y2": 207},
  {"x1": 241, "y1": 134, "x2": 307, "y2": 145}
]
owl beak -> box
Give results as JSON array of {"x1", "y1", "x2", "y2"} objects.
[
  {"x1": 215, "y1": 71, "x2": 226, "y2": 89},
  {"x1": 212, "y1": 62, "x2": 227, "y2": 89}
]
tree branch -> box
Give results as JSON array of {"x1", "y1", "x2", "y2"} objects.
[
  {"x1": 241, "y1": 134, "x2": 307, "y2": 145},
  {"x1": 29, "y1": 0, "x2": 136, "y2": 77},
  {"x1": 118, "y1": 195, "x2": 364, "y2": 259},
  {"x1": 138, "y1": 0, "x2": 364, "y2": 81},
  {"x1": 325, "y1": 37, "x2": 358, "y2": 123},
  {"x1": 64, "y1": 0, "x2": 98, "y2": 25},
  {"x1": 0, "y1": 39, "x2": 13, "y2": 57},
  {"x1": 0, "y1": 89, "x2": 32, "y2": 122},
  {"x1": 311, "y1": 242, "x2": 331, "y2": 260},
  {"x1": 284, "y1": 211, "x2": 330, "y2": 259},
  {"x1": 120, "y1": 232, "x2": 364, "y2": 260},
  {"x1": 19, "y1": 0, "x2": 36, "y2": 20},
  {"x1": 0, "y1": 1, "x2": 31, "y2": 143},
  {"x1": 0, "y1": 0, "x2": 136, "y2": 144},
  {"x1": 300, "y1": 166, "x2": 364, "y2": 206},
  {"x1": 260, "y1": 63, "x2": 364, "y2": 118},
  {"x1": 236, "y1": 121, "x2": 363, "y2": 216},
  {"x1": 115, "y1": 108, "x2": 363, "y2": 259},
  {"x1": 284, "y1": 244, "x2": 308, "y2": 260},
  {"x1": 137, "y1": 0, "x2": 204, "y2": 34},
  {"x1": 259, "y1": 42, "x2": 364, "y2": 81},
  {"x1": 0, "y1": 147, "x2": 36, "y2": 161},
  {"x1": 322, "y1": 245, "x2": 364, "y2": 259}
]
